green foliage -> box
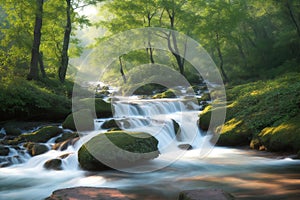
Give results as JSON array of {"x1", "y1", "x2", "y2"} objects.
[
  {"x1": 258, "y1": 114, "x2": 300, "y2": 152},
  {"x1": 0, "y1": 77, "x2": 72, "y2": 121},
  {"x1": 96, "y1": 0, "x2": 300, "y2": 84},
  {"x1": 203, "y1": 73, "x2": 300, "y2": 149}
]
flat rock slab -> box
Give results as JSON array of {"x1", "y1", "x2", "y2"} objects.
[
  {"x1": 46, "y1": 187, "x2": 130, "y2": 200},
  {"x1": 178, "y1": 189, "x2": 234, "y2": 200}
]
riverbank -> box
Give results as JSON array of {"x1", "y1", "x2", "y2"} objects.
[{"x1": 199, "y1": 73, "x2": 300, "y2": 157}]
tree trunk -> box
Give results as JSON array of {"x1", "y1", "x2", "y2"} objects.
[
  {"x1": 166, "y1": 8, "x2": 185, "y2": 75},
  {"x1": 286, "y1": 0, "x2": 300, "y2": 38},
  {"x1": 59, "y1": 0, "x2": 72, "y2": 83},
  {"x1": 119, "y1": 56, "x2": 126, "y2": 83},
  {"x1": 27, "y1": 0, "x2": 44, "y2": 81},
  {"x1": 216, "y1": 32, "x2": 229, "y2": 83},
  {"x1": 38, "y1": 51, "x2": 46, "y2": 78}
]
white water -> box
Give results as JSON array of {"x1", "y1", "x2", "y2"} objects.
[{"x1": 0, "y1": 98, "x2": 300, "y2": 200}]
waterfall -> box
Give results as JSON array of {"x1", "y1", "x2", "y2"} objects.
[{"x1": 111, "y1": 97, "x2": 203, "y2": 152}]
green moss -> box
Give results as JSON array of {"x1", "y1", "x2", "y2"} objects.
[
  {"x1": 198, "y1": 105, "x2": 226, "y2": 131},
  {"x1": 258, "y1": 114, "x2": 300, "y2": 152},
  {"x1": 78, "y1": 131, "x2": 159, "y2": 171},
  {"x1": 77, "y1": 98, "x2": 113, "y2": 118},
  {"x1": 152, "y1": 89, "x2": 176, "y2": 99},
  {"x1": 20, "y1": 126, "x2": 62, "y2": 143},
  {"x1": 62, "y1": 109, "x2": 94, "y2": 131},
  {"x1": 200, "y1": 73, "x2": 300, "y2": 150}
]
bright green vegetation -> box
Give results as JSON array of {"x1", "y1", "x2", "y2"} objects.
[
  {"x1": 96, "y1": 0, "x2": 300, "y2": 86},
  {"x1": 199, "y1": 73, "x2": 300, "y2": 153},
  {"x1": 78, "y1": 130, "x2": 159, "y2": 171},
  {"x1": 152, "y1": 89, "x2": 177, "y2": 99},
  {"x1": 20, "y1": 126, "x2": 63, "y2": 143},
  {"x1": 0, "y1": 77, "x2": 73, "y2": 121}
]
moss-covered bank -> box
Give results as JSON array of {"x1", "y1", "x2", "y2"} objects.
[{"x1": 199, "y1": 73, "x2": 300, "y2": 153}]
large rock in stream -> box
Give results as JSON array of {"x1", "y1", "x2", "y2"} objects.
[
  {"x1": 20, "y1": 126, "x2": 62, "y2": 143},
  {"x1": 62, "y1": 109, "x2": 94, "y2": 131},
  {"x1": 78, "y1": 131, "x2": 159, "y2": 171}
]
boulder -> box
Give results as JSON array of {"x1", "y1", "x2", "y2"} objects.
[
  {"x1": 76, "y1": 98, "x2": 113, "y2": 118},
  {"x1": 55, "y1": 132, "x2": 79, "y2": 143},
  {"x1": 62, "y1": 109, "x2": 94, "y2": 131},
  {"x1": 178, "y1": 144, "x2": 193, "y2": 150},
  {"x1": 20, "y1": 126, "x2": 62, "y2": 143},
  {"x1": 0, "y1": 145, "x2": 9, "y2": 156},
  {"x1": 78, "y1": 131, "x2": 159, "y2": 171},
  {"x1": 198, "y1": 105, "x2": 226, "y2": 131},
  {"x1": 101, "y1": 119, "x2": 131, "y2": 130},
  {"x1": 172, "y1": 119, "x2": 181, "y2": 135},
  {"x1": 53, "y1": 137, "x2": 80, "y2": 151},
  {"x1": 152, "y1": 89, "x2": 176, "y2": 99},
  {"x1": 44, "y1": 159, "x2": 62, "y2": 170},
  {"x1": 31, "y1": 143, "x2": 49, "y2": 156},
  {"x1": 45, "y1": 187, "x2": 130, "y2": 200},
  {"x1": 4, "y1": 126, "x2": 22, "y2": 136},
  {"x1": 178, "y1": 189, "x2": 234, "y2": 200}
]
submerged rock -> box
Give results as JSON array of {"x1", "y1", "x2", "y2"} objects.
[
  {"x1": 44, "y1": 159, "x2": 62, "y2": 170},
  {"x1": 178, "y1": 144, "x2": 193, "y2": 150},
  {"x1": 172, "y1": 119, "x2": 181, "y2": 135},
  {"x1": 53, "y1": 137, "x2": 79, "y2": 151},
  {"x1": 45, "y1": 187, "x2": 130, "y2": 200},
  {"x1": 178, "y1": 189, "x2": 234, "y2": 200},
  {"x1": 78, "y1": 131, "x2": 159, "y2": 171},
  {"x1": 0, "y1": 145, "x2": 10, "y2": 156},
  {"x1": 62, "y1": 109, "x2": 94, "y2": 131},
  {"x1": 27, "y1": 143, "x2": 49, "y2": 156},
  {"x1": 55, "y1": 132, "x2": 79, "y2": 143}
]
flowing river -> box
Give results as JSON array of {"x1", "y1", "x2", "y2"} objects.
[{"x1": 0, "y1": 97, "x2": 299, "y2": 200}]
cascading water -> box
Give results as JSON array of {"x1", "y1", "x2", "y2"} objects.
[{"x1": 0, "y1": 97, "x2": 300, "y2": 200}]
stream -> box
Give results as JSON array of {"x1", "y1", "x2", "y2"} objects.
[{"x1": 0, "y1": 97, "x2": 300, "y2": 200}]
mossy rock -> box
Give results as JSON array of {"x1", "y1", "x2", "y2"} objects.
[
  {"x1": 44, "y1": 159, "x2": 62, "y2": 170},
  {"x1": 216, "y1": 119, "x2": 252, "y2": 146},
  {"x1": 55, "y1": 132, "x2": 79, "y2": 143},
  {"x1": 31, "y1": 143, "x2": 49, "y2": 156},
  {"x1": 62, "y1": 109, "x2": 94, "y2": 131},
  {"x1": 152, "y1": 89, "x2": 176, "y2": 99},
  {"x1": 0, "y1": 145, "x2": 10, "y2": 156},
  {"x1": 3, "y1": 126, "x2": 22, "y2": 136},
  {"x1": 77, "y1": 98, "x2": 113, "y2": 118},
  {"x1": 78, "y1": 131, "x2": 159, "y2": 171},
  {"x1": 258, "y1": 114, "x2": 300, "y2": 152},
  {"x1": 198, "y1": 93, "x2": 211, "y2": 102},
  {"x1": 101, "y1": 119, "x2": 131, "y2": 130},
  {"x1": 198, "y1": 105, "x2": 225, "y2": 131},
  {"x1": 20, "y1": 126, "x2": 62, "y2": 143}
]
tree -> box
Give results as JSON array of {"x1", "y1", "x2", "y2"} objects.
[
  {"x1": 28, "y1": 0, "x2": 44, "y2": 80},
  {"x1": 59, "y1": 0, "x2": 104, "y2": 83}
]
